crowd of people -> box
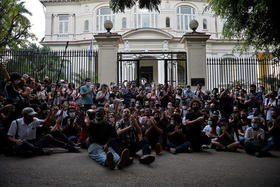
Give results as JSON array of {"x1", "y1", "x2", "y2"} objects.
[{"x1": 0, "y1": 64, "x2": 280, "y2": 169}]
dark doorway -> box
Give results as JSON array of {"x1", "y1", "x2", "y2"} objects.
[{"x1": 140, "y1": 66, "x2": 153, "y2": 83}]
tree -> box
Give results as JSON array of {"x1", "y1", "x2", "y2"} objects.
[
  {"x1": 0, "y1": 0, "x2": 35, "y2": 49},
  {"x1": 1, "y1": 44, "x2": 64, "y2": 82},
  {"x1": 110, "y1": 0, "x2": 161, "y2": 12},
  {"x1": 206, "y1": 0, "x2": 279, "y2": 57}
]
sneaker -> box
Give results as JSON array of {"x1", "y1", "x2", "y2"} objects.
[
  {"x1": 155, "y1": 143, "x2": 162, "y2": 155},
  {"x1": 117, "y1": 148, "x2": 129, "y2": 169},
  {"x1": 106, "y1": 152, "x2": 116, "y2": 169},
  {"x1": 139, "y1": 155, "x2": 155, "y2": 165},
  {"x1": 170, "y1": 147, "x2": 176, "y2": 154},
  {"x1": 126, "y1": 157, "x2": 134, "y2": 166},
  {"x1": 216, "y1": 147, "x2": 226, "y2": 152},
  {"x1": 67, "y1": 146, "x2": 80, "y2": 153}
]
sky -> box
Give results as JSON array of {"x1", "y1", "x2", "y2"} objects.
[{"x1": 22, "y1": 0, "x2": 45, "y2": 42}]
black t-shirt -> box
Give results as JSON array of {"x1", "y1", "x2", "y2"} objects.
[
  {"x1": 237, "y1": 120, "x2": 250, "y2": 133},
  {"x1": 143, "y1": 119, "x2": 166, "y2": 141},
  {"x1": 62, "y1": 117, "x2": 80, "y2": 137},
  {"x1": 87, "y1": 120, "x2": 117, "y2": 145},
  {"x1": 167, "y1": 124, "x2": 185, "y2": 144},
  {"x1": 185, "y1": 111, "x2": 204, "y2": 136}
]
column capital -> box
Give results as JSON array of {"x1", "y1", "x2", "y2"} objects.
[
  {"x1": 180, "y1": 32, "x2": 210, "y2": 43},
  {"x1": 94, "y1": 34, "x2": 123, "y2": 47}
]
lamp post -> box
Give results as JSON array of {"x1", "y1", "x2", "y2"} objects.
[
  {"x1": 189, "y1": 19, "x2": 199, "y2": 33},
  {"x1": 104, "y1": 20, "x2": 113, "y2": 36}
]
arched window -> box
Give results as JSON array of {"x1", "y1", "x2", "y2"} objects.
[
  {"x1": 96, "y1": 7, "x2": 115, "y2": 32},
  {"x1": 203, "y1": 19, "x2": 207, "y2": 30},
  {"x1": 122, "y1": 17, "x2": 127, "y2": 29},
  {"x1": 166, "y1": 17, "x2": 170, "y2": 28},
  {"x1": 134, "y1": 7, "x2": 158, "y2": 28},
  {"x1": 58, "y1": 15, "x2": 69, "y2": 34},
  {"x1": 176, "y1": 5, "x2": 195, "y2": 31},
  {"x1": 84, "y1": 20, "x2": 89, "y2": 31}
]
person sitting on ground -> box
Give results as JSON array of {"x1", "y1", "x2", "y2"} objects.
[
  {"x1": 244, "y1": 117, "x2": 274, "y2": 157},
  {"x1": 61, "y1": 106, "x2": 81, "y2": 143},
  {"x1": 141, "y1": 110, "x2": 166, "y2": 155},
  {"x1": 167, "y1": 113, "x2": 192, "y2": 154},
  {"x1": 87, "y1": 107, "x2": 129, "y2": 169},
  {"x1": 7, "y1": 107, "x2": 79, "y2": 156},
  {"x1": 267, "y1": 108, "x2": 280, "y2": 149},
  {"x1": 203, "y1": 117, "x2": 221, "y2": 139},
  {"x1": 116, "y1": 108, "x2": 155, "y2": 165},
  {"x1": 184, "y1": 100, "x2": 210, "y2": 151},
  {"x1": 212, "y1": 118, "x2": 240, "y2": 151}
]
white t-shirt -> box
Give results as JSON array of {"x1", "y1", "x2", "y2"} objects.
[
  {"x1": 203, "y1": 125, "x2": 221, "y2": 136},
  {"x1": 7, "y1": 117, "x2": 43, "y2": 140}
]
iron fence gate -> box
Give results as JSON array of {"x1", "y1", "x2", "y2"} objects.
[
  {"x1": 206, "y1": 57, "x2": 280, "y2": 91},
  {"x1": 117, "y1": 52, "x2": 187, "y2": 86},
  {"x1": 0, "y1": 49, "x2": 98, "y2": 84}
]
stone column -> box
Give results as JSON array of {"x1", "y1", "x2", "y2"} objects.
[
  {"x1": 180, "y1": 31, "x2": 210, "y2": 89},
  {"x1": 94, "y1": 34, "x2": 123, "y2": 85}
]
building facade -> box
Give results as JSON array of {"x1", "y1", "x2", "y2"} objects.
[{"x1": 40, "y1": 0, "x2": 255, "y2": 85}]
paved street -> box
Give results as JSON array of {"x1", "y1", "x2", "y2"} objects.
[{"x1": 0, "y1": 149, "x2": 280, "y2": 187}]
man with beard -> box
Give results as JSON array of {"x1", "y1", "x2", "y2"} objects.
[
  {"x1": 142, "y1": 111, "x2": 166, "y2": 155},
  {"x1": 87, "y1": 107, "x2": 129, "y2": 169},
  {"x1": 184, "y1": 100, "x2": 210, "y2": 151},
  {"x1": 116, "y1": 108, "x2": 155, "y2": 165}
]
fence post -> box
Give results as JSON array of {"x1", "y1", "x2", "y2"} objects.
[
  {"x1": 94, "y1": 34, "x2": 123, "y2": 85},
  {"x1": 180, "y1": 23, "x2": 210, "y2": 89}
]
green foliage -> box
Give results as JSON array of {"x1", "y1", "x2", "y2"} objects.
[
  {"x1": 0, "y1": 0, "x2": 35, "y2": 49},
  {"x1": 1, "y1": 44, "x2": 64, "y2": 82},
  {"x1": 110, "y1": 0, "x2": 161, "y2": 12},
  {"x1": 259, "y1": 75, "x2": 280, "y2": 91},
  {"x1": 207, "y1": 0, "x2": 280, "y2": 57}
]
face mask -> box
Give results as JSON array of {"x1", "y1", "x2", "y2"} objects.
[
  {"x1": 135, "y1": 104, "x2": 139, "y2": 108},
  {"x1": 86, "y1": 82, "x2": 91, "y2": 86},
  {"x1": 234, "y1": 91, "x2": 239, "y2": 95},
  {"x1": 241, "y1": 115, "x2": 247, "y2": 120},
  {"x1": 61, "y1": 84, "x2": 65, "y2": 87},
  {"x1": 193, "y1": 106, "x2": 200, "y2": 111},
  {"x1": 170, "y1": 121, "x2": 174, "y2": 125},
  {"x1": 208, "y1": 121, "x2": 213, "y2": 126},
  {"x1": 257, "y1": 89, "x2": 262, "y2": 93},
  {"x1": 167, "y1": 105, "x2": 172, "y2": 109},
  {"x1": 251, "y1": 123, "x2": 258, "y2": 129},
  {"x1": 186, "y1": 88, "x2": 190, "y2": 92},
  {"x1": 154, "y1": 117, "x2": 160, "y2": 122},
  {"x1": 69, "y1": 112, "x2": 76, "y2": 118},
  {"x1": 15, "y1": 80, "x2": 21, "y2": 84},
  {"x1": 182, "y1": 106, "x2": 187, "y2": 110}
]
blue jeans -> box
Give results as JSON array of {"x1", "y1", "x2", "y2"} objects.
[
  {"x1": 244, "y1": 138, "x2": 275, "y2": 154},
  {"x1": 88, "y1": 143, "x2": 120, "y2": 166},
  {"x1": 168, "y1": 140, "x2": 191, "y2": 153}
]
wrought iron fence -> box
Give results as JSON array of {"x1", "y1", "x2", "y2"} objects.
[
  {"x1": 206, "y1": 57, "x2": 280, "y2": 91},
  {"x1": 0, "y1": 49, "x2": 98, "y2": 84}
]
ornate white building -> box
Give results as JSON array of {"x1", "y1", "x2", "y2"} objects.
[{"x1": 40, "y1": 0, "x2": 255, "y2": 85}]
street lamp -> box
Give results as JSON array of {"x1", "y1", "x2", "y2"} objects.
[
  {"x1": 189, "y1": 20, "x2": 199, "y2": 32},
  {"x1": 104, "y1": 20, "x2": 113, "y2": 36}
]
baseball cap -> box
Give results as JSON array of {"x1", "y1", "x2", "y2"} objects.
[{"x1": 22, "y1": 107, "x2": 37, "y2": 116}]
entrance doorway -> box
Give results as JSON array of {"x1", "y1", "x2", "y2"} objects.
[
  {"x1": 117, "y1": 52, "x2": 187, "y2": 86},
  {"x1": 140, "y1": 66, "x2": 153, "y2": 84}
]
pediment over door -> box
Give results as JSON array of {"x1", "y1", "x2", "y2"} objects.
[{"x1": 122, "y1": 28, "x2": 174, "y2": 40}]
